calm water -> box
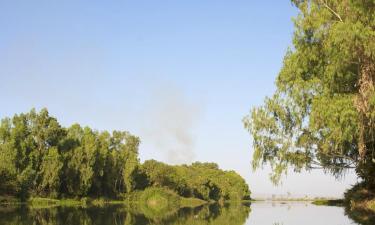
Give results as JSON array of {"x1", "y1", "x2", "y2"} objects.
[{"x1": 0, "y1": 202, "x2": 360, "y2": 225}]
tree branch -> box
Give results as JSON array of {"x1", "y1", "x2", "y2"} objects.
[
  {"x1": 309, "y1": 160, "x2": 356, "y2": 169},
  {"x1": 308, "y1": 166, "x2": 356, "y2": 169},
  {"x1": 322, "y1": 0, "x2": 343, "y2": 22},
  {"x1": 317, "y1": 152, "x2": 357, "y2": 164}
]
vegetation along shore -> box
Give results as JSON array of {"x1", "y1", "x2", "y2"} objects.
[{"x1": 0, "y1": 109, "x2": 251, "y2": 208}]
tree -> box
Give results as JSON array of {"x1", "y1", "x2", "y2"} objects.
[
  {"x1": 244, "y1": 0, "x2": 375, "y2": 187},
  {"x1": 64, "y1": 125, "x2": 96, "y2": 196},
  {"x1": 0, "y1": 117, "x2": 18, "y2": 195},
  {"x1": 39, "y1": 147, "x2": 63, "y2": 197},
  {"x1": 142, "y1": 160, "x2": 176, "y2": 188},
  {"x1": 109, "y1": 131, "x2": 140, "y2": 194},
  {"x1": 120, "y1": 134, "x2": 140, "y2": 193}
]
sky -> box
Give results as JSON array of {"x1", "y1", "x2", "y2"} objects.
[{"x1": 0, "y1": 0, "x2": 359, "y2": 198}]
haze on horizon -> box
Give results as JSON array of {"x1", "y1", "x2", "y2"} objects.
[{"x1": 0, "y1": 0, "x2": 358, "y2": 198}]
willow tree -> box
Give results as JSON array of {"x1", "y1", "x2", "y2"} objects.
[{"x1": 244, "y1": 0, "x2": 375, "y2": 187}]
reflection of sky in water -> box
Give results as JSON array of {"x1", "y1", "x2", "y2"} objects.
[
  {"x1": 246, "y1": 202, "x2": 357, "y2": 225},
  {"x1": 0, "y1": 202, "x2": 360, "y2": 225}
]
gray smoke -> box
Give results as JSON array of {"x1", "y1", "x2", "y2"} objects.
[{"x1": 142, "y1": 85, "x2": 201, "y2": 164}]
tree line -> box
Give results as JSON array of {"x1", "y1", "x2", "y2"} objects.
[{"x1": 0, "y1": 108, "x2": 250, "y2": 201}]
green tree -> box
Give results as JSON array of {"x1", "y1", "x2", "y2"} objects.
[
  {"x1": 0, "y1": 109, "x2": 66, "y2": 198},
  {"x1": 39, "y1": 147, "x2": 63, "y2": 197},
  {"x1": 142, "y1": 160, "x2": 175, "y2": 188},
  {"x1": 244, "y1": 0, "x2": 375, "y2": 186},
  {"x1": 0, "y1": 118, "x2": 18, "y2": 195},
  {"x1": 121, "y1": 134, "x2": 140, "y2": 193},
  {"x1": 109, "y1": 131, "x2": 140, "y2": 194},
  {"x1": 64, "y1": 125, "x2": 92, "y2": 196}
]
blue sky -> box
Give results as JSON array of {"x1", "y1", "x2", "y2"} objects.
[{"x1": 0, "y1": 0, "x2": 357, "y2": 197}]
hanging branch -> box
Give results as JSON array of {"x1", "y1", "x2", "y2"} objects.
[{"x1": 321, "y1": 0, "x2": 343, "y2": 22}]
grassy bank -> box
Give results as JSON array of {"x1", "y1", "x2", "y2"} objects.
[
  {"x1": 1, "y1": 187, "x2": 236, "y2": 210},
  {"x1": 344, "y1": 182, "x2": 375, "y2": 211},
  {"x1": 0, "y1": 196, "x2": 126, "y2": 208},
  {"x1": 30, "y1": 197, "x2": 126, "y2": 208},
  {"x1": 180, "y1": 196, "x2": 207, "y2": 207},
  {"x1": 124, "y1": 187, "x2": 207, "y2": 207},
  {"x1": 28, "y1": 197, "x2": 81, "y2": 208},
  {"x1": 0, "y1": 196, "x2": 22, "y2": 205},
  {"x1": 312, "y1": 199, "x2": 344, "y2": 206},
  {"x1": 122, "y1": 187, "x2": 207, "y2": 219},
  {"x1": 343, "y1": 182, "x2": 375, "y2": 225}
]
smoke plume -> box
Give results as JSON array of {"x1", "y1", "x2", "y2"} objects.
[{"x1": 142, "y1": 85, "x2": 201, "y2": 164}]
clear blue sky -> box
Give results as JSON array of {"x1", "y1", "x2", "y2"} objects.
[{"x1": 0, "y1": 0, "x2": 357, "y2": 197}]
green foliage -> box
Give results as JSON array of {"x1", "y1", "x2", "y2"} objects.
[
  {"x1": 344, "y1": 182, "x2": 375, "y2": 206},
  {"x1": 312, "y1": 199, "x2": 344, "y2": 206},
  {"x1": 244, "y1": 0, "x2": 375, "y2": 186},
  {"x1": 0, "y1": 108, "x2": 251, "y2": 202},
  {"x1": 39, "y1": 147, "x2": 63, "y2": 198},
  {"x1": 0, "y1": 196, "x2": 20, "y2": 205},
  {"x1": 179, "y1": 196, "x2": 207, "y2": 207},
  {"x1": 125, "y1": 187, "x2": 181, "y2": 219},
  {"x1": 0, "y1": 108, "x2": 141, "y2": 199},
  {"x1": 343, "y1": 182, "x2": 375, "y2": 224},
  {"x1": 141, "y1": 160, "x2": 251, "y2": 201}
]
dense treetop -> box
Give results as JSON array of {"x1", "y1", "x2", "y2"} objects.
[
  {"x1": 0, "y1": 108, "x2": 250, "y2": 201},
  {"x1": 141, "y1": 160, "x2": 251, "y2": 201},
  {"x1": 244, "y1": 0, "x2": 374, "y2": 186}
]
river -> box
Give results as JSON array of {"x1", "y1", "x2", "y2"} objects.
[{"x1": 0, "y1": 201, "x2": 362, "y2": 225}]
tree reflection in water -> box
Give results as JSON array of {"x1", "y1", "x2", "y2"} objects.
[{"x1": 0, "y1": 203, "x2": 251, "y2": 225}]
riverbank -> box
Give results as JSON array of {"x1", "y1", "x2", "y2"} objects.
[
  {"x1": 343, "y1": 182, "x2": 375, "y2": 225},
  {"x1": 252, "y1": 197, "x2": 339, "y2": 203},
  {"x1": 0, "y1": 196, "x2": 206, "y2": 208},
  {"x1": 344, "y1": 182, "x2": 375, "y2": 211},
  {"x1": 0, "y1": 195, "x2": 125, "y2": 208},
  {"x1": 123, "y1": 187, "x2": 207, "y2": 208},
  {"x1": 312, "y1": 199, "x2": 344, "y2": 206}
]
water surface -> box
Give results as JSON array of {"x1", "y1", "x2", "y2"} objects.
[
  {"x1": 0, "y1": 202, "x2": 360, "y2": 225},
  {"x1": 247, "y1": 202, "x2": 357, "y2": 225}
]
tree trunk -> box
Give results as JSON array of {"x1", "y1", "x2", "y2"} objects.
[{"x1": 355, "y1": 57, "x2": 375, "y2": 186}]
